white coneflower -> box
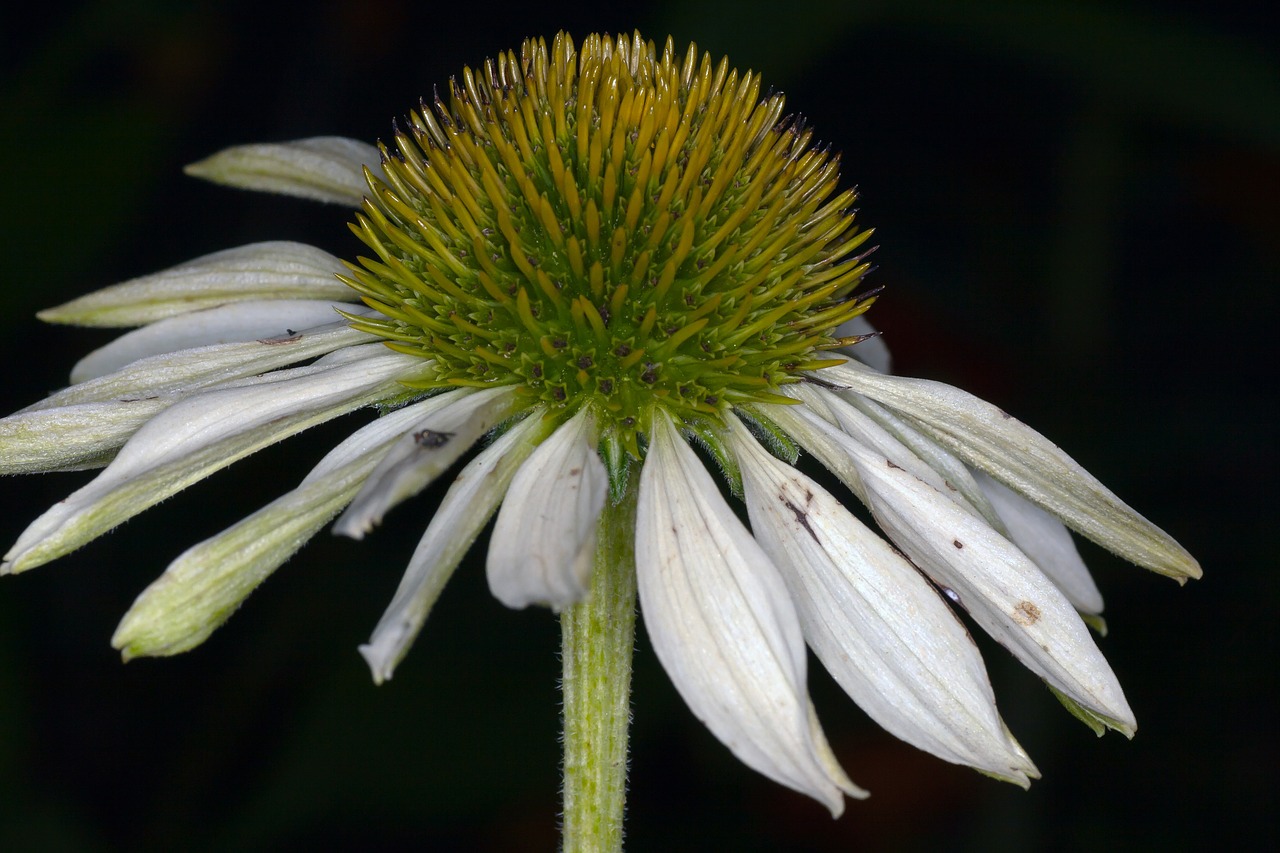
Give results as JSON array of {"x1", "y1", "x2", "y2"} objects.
[{"x1": 0, "y1": 31, "x2": 1198, "y2": 850}]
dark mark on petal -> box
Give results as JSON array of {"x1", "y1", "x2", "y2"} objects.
[
  {"x1": 259, "y1": 333, "x2": 303, "y2": 345},
  {"x1": 414, "y1": 429, "x2": 455, "y2": 449},
  {"x1": 783, "y1": 496, "x2": 818, "y2": 541}
]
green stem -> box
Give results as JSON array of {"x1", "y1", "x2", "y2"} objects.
[{"x1": 560, "y1": 479, "x2": 638, "y2": 853}]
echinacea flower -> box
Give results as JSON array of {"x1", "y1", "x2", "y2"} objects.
[{"x1": 0, "y1": 30, "x2": 1199, "y2": 841}]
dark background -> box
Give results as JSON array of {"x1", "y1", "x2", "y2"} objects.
[{"x1": 1, "y1": 1, "x2": 1274, "y2": 850}]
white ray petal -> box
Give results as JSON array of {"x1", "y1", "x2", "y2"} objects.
[
  {"x1": 975, "y1": 471, "x2": 1105, "y2": 615},
  {"x1": 757, "y1": 401, "x2": 873, "y2": 504},
  {"x1": 184, "y1": 137, "x2": 382, "y2": 206},
  {"x1": 728, "y1": 418, "x2": 1037, "y2": 784},
  {"x1": 111, "y1": 399, "x2": 439, "y2": 658},
  {"x1": 487, "y1": 408, "x2": 607, "y2": 610},
  {"x1": 4, "y1": 324, "x2": 380, "y2": 475},
  {"x1": 24, "y1": 320, "x2": 372, "y2": 413},
  {"x1": 38, "y1": 242, "x2": 357, "y2": 328},
  {"x1": 788, "y1": 383, "x2": 977, "y2": 518},
  {"x1": 333, "y1": 385, "x2": 520, "y2": 539},
  {"x1": 636, "y1": 411, "x2": 863, "y2": 816},
  {"x1": 821, "y1": 359, "x2": 1201, "y2": 582},
  {"x1": 71, "y1": 300, "x2": 359, "y2": 382},
  {"x1": 0, "y1": 397, "x2": 171, "y2": 474},
  {"x1": 360, "y1": 411, "x2": 550, "y2": 684},
  {"x1": 834, "y1": 315, "x2": 891, "y2": 373},
  {"x1": 2, "y1": 350, "x2": 425, "y2": 574},
  {"x1": 835, "y1": 388, "x2": 1006, "y2": 533},
  {"x1": 841, "y1": 433, "x2": 1136, "y2": 735}
]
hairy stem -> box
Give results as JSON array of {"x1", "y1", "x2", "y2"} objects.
[{"x1": 560, "y1": 479, "x2": 638, "y2": 852}]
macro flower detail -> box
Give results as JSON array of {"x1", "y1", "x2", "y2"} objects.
[{"x1": 0, "y1": 29, "x2": 1199, "y2": 829}]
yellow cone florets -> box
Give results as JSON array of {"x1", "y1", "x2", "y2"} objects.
[{"x1": 343, "y1": 31, "x2": 877, "y2": 462}]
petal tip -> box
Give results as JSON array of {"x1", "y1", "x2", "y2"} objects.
[
  {"x1": 1174, "y1": 556, "x2": 1203, "y2": 583},
  {"x1": 182, "y1": 158, "x2": 212, "y2": 179},
  {"x1": 981, "y1": 768, "x2": 1034, "y2": 790},
  {"x1": 358, "y1": 642, "x2": 394, "y2": 685},
  {"x1": 331, "y1": 512, "x2": 374, "y2": 540},
  {"x1": 1, "y1": 548, "x2": 42, "y2": 575},
  {"x1": 821, "y1": 775, "x2": 869, "y2": 819},
  {"x1": 34, "y1": 305, "x2": 75, "y2": 325}
]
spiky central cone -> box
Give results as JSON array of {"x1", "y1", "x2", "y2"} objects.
[{"x1": 343, "y1": 32, "x2": 876, "y2": 457}]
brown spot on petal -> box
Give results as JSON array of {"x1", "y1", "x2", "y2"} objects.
[
  {"x1": 1013, "y1": 601, "x2": 1042, "y2": 626},
  {"x1": 953, "y1": 539, "x2": 964, "y2": 549},
  {"x1": 886, "y1": 460, "x2": 903, "y2": 470}
]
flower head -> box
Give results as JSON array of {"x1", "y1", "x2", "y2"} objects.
[{"x1": 0, "y1": 31, "x2": 1198, "y2": 815}]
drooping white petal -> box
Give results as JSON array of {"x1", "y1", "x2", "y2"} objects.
[
  {"x1": 833, "y1": 427, "x2": 1136, "y2": 735},
  {"x1": 835, "y1": 315, "x2": 891, "y2": 373},
  {"x1": 111, "y1": 398, "x2": 441, "y2": 658},
  {"x1": 822, "y1": 359, "x2": 1201, "y2": 582},
  {"x1": 38, "y1": 242, "x2": 357, "y2": 328},
  {"x1": 767, "y1": 397, "x2": 985, "y2": 544},
  {"x1": 23, "y1": 320, "x2": 373, "y2": 412},
  {"x1": 636, "y1": 411, "x2": 863, "y2": 816},
  {"x1": 71, "y1": 300, "x2": 360, "y2": 383},
  {"x1": 2, "y1": 349, "x2": 425, "y2": 574},
  {"x1": 333, "y1": 385, "x2": 520, "y2": 539},
  {"x1": 833, "y1": 387, "x2": 1006, "y2": 533},
  {"x1": 759, "y1": 401, "x2": 874, "y2": 504},
  {"x1": 0, "y1": 397, "x2": 171, "y2": 474},
  {"x1": 728, "y1": 418, "x2": 1038, "y2": 784},
  {"x1": 3, "y1": 322, "x2": 381, "y2": 475},
  {"x1": 975, "y1": 471, "x2": 1105, "y2": 615},
  {"x1": 788, "y1": 383, "x2": 983, "y2": 521},
  {"x1": 360, "y1": 411, "x2": 550, "y2": 684},
  {"x1": 487, "y1": 408, "x2": 607, "y2": 610},
  {"x1": 183, "y1": 137, "x2": 381, "y2": 206}
]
